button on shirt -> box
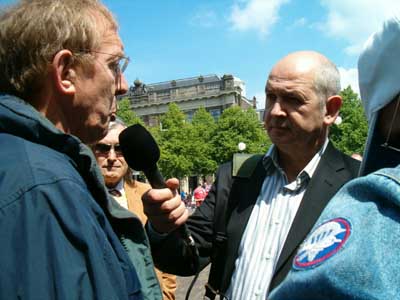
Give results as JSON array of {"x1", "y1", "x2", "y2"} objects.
[{"x1": 225, "y1": 140, "x2": 329, "y2": 300}]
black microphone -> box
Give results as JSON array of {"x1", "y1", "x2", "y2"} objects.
[{"x1": 118, "y1": 124, "x2": 195, "y2": 247}]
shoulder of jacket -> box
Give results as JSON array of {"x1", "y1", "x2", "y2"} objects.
[
  {"x1": 1, "y1": 134, "x2": 78, "y2": 181},
  {"x1": 232, "y1": 153, "x2": 264, "y2": 178},
  {"x1": 127, "y1": 180, "x2": 151, "y2": 190}
]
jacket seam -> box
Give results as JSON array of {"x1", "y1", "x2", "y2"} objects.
[{"x1": 0, "y1": 177, "x2": 88, "y2": 212}]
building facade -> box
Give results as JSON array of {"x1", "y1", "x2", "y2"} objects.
[{"x1": 122, "y1": 74, "x2": 256, "y2": 127}]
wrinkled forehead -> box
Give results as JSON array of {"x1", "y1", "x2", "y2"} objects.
[
  {"x1": 266, "y1": 52, "x2": 321, "y2": 91},
  {"x1": 265, "y1": 74, "x2": 315, "y2": 93}
]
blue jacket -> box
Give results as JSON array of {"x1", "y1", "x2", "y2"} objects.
[
  {"x1": 269, "y1": 166, "x2": 400, "y2": 300},
  {"x1": 0, "y1": 95, "x2": 161, "y2": 299}
]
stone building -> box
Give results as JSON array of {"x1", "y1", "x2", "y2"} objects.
[{"x1": 121, "y1": 74, "x2": 256, "y2": 127}]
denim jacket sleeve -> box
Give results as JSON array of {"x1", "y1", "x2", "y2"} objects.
[{"x1": 269, "y1": 166, "x2": 400, "y2": 300}]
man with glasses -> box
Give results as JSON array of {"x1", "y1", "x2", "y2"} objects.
[
  {"x1": 269, "y1": 15, "x2": 400, "y2": 300},
  {"x1": 0, "y1": 0, "x2": 161, "y2": 299},
  {"x1": 93, "y1": 120, "x2": 177, "y2": 300}
]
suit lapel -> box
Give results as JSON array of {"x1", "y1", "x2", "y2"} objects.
[{"x1": 124, "y1": 181, "x2": 148, "y2": 225}]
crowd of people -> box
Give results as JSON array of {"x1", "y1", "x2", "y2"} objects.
[{"x1": 0, "y1": 0, "x2": 399, "y2": 299}]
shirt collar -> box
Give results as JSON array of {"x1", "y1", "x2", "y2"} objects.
[
  {"x1": 109, "y1": 179, "x2": 125, "y2": 194},
  {"x1": 262, "y1": 145, "x2": 280, "y2": 172},
  {"x1": 262, "y1": 139, "x2": 329, "y2": 191},
  {"x1": 302, "y1": 138, "x2": 329, "y2": 178}
]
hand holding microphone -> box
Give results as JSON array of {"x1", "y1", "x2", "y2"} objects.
[
  {"x1": 118, "y1": 124, "x2": 193, "y2": 239},
  {"x1": 142, "y1": 177, "x2": 188, "y2": 233},
  {"x1": 119, "y1": 124, "x2": 199, "y2": 299}
]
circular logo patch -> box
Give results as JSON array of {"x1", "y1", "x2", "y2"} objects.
[{"x1": 294, "y1": 217, "x2": 351, "y2": 270}]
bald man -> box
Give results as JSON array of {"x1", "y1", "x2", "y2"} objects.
[
  {"x1": 269, "y1": 16, "x2": 400, "y2": 300},
  {"x1": 144, "y1": 51, "x2": 360, "y2": 300}
]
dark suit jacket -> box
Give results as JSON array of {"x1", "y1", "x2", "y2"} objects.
[{"x1": 149, "y1": 142, "x2": 360, "y2": 296}]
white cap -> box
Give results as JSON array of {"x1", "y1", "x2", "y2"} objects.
[
  {"x1": 358, "y1": 15, "x2": 400, "y2": 175},
  {"x1": 358, "y1": 15, "x2": 400, "y2": 122}
]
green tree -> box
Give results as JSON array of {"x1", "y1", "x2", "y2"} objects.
[
  {"x1": 188, "y1": 107, "x2": 217, "y2": 176},
  {"x1": 116, "y1": 98, "x2": 143, "y2": 126},
  {"x1": 157, "y1": 103, "x2": 192, "y2": 179},
  {"x1": 211, "y1": 106, "x2": 270, "y2": 164},
  {"x1": 330, "y1": 86, "x2": 368, "y2": 156}
]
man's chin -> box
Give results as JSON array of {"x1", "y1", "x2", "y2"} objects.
[
  {"x1": 104, "y1": 175, "x2": 121, "y2": 186},
  {"x1": 84, "y1": 124, "x2": 109, "y2": 144},
  {"x1": 268, "y1": 130, "x2": 290, "y2": 142}
]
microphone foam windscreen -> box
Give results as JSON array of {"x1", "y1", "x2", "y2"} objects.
[{"x1": 118, "y1": 124, "x2": 160, "y2": 171}]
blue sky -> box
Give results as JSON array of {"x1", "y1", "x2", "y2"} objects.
[{"x1": 2, "y1": 0, "x2": 400, "y2": 108}]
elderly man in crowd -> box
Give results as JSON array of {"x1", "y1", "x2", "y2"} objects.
[
  {"x1": 93, "y1": 119, "x2": 177, "y2": 300},
  {"x1": 269, "y1": 15, "x2": 400, "y2": 300},
  {"x1": 143, "y1": 51, "x2": 360, "y2": 299},
  {"x1": 0, "y1": 0, "x2": 161, "y2": 299}
]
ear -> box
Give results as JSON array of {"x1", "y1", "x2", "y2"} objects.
[
  {"x1": 50, "y1": 50, "x2": 77, "y2": 96},
  {"x1": 323, "y1": 95, "x2": 342, "y2": 126}
]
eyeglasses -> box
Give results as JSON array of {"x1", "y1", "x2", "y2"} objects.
[
  {"x1": 93, "y1": 143, "x2": 123, "y2": 156},
  {"x1": 380, "y1": 95, "x2": 400, "y2": 153},
  {"x1": 76, "y1": 49, "x2": 130, "y2": 75}
]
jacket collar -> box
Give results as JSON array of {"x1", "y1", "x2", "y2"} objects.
[{"x1": 0, "y1": 94, "x2": 119, "y2": 216}]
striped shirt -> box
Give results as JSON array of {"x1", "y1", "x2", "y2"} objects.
[{"x1": 225, "y1": 140, "x2": 328, "y2": 300}]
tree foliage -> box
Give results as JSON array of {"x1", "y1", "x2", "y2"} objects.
[
  {"x1": 330, "y1": 86, "x2": 368, "y2": 156},
  {"x1": 210, "y1": 106, "x2": 270, "y2": 164},
  {"x1": 116, "y1": 98, "x2": 143, "y2": 126},
  {"x1": 189, "y1": 107, "x2": 217, "y2": 176},
  {"x1": 157, "y1": 103, "x2": 193, "y2": 179},
  {"x1": 153, "y1": 104, "x2": 269, "y2": 178}
]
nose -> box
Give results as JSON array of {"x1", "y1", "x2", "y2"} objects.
[
  {"x1": 107, "y1": 148, "x2": 117, "y2": 161},
  {"x1": 268, "y1": 100, "x2": 286, "y2": 117},
  {"x1": 115, "y1": 73, "x2": 129, "y2": 96}
]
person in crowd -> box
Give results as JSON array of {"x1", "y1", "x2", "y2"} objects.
[
  {"x1": 269, "y1": 15, "x2": 400, "y2": 300},
  {"x1": 0, "y1": 1, "x2": 161, "y2": 299},
  {"x1": 180, "y1": 190, "x2": 187, "y2": 204},
  {"x1": 93, "y1": 119, "x2": 177, "y2": 300},
  {"x1": 193, "y1": 182, "x2": 207, "y2": 207},
  {"x1": 142, "y1": 50, "x2": 360, "y2": 299}
]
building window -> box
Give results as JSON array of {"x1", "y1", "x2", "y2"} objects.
[
  {"x1": 186, "y1": 111, "x2": 195, "y2": 122},
  {"x1": 209, "y1": 108, "x2": 221, "y2": 120},
  {"x1": 156, "y1": 91, "x2": 170, "y2": 100},
  {"x1": 205, "y1": 83, "x2": 220, "y2": 90}
]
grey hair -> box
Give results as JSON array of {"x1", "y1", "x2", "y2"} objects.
[
  {"x1": 108, "y1": 118, "x2": 127, "y2": 130},
  {"x1": 106, "y1": 118, "x2": 133, "y2": 184},
  {"x1": 313, "y1": 59, "x2": 341, "y2": 109},
  {"x1": 0, "y1": 0, "x2": 118, "y2": 99}
]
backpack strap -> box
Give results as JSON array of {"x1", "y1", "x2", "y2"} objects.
[{"x1": 205, "y1": 153, "x2": 264, "y2": 299}]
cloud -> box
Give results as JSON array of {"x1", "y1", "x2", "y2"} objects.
[
  {"x1": 286, "y1": 17, "x2": 308, "y2": 31},
  {"x1": 228, "y1": 0, "x2": 290, "y2": 36},
  {"x1": 293, "y1": 17, "x2": 307, "y2": 27},
  {"x1": 319, "y1": 0, "x2": 400, "y2": 55},
  {"x1": 190, "y1": 9, "x2": 218, "y2": 28},
  {"x1": 338, "y1": 67, "x2": 359, "y2": 95}
]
